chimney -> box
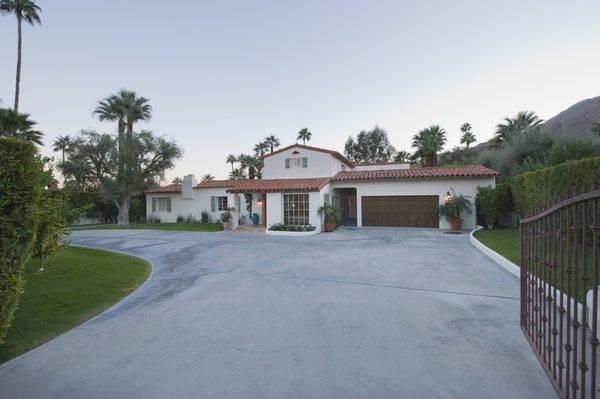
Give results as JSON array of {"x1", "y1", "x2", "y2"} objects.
[{"x1": 182, "y1": 174, "x2": 196, "y2": 199}]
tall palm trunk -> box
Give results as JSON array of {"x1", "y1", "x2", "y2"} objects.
[{"x1": 14, "y1": 15, "x2": 22, "y2": 112}]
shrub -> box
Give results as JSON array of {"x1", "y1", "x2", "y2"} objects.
[
  {"x1": 176, "y1": 214, "x2": 185, "y2": 223},
  {"x1": 511, "y1": 156, "x2": 600, "y2": 214},
  {"x1": 495, "y1": 183, "x2": 514, "y2": 213},
  {"x1": 545, "y1": 138, "x2": 600, "y2": 167},
  {"x1": 438, "y1": 190, "x2": 472, "y2": 221},
  {"x1": 0, "y1": 138, "x2": 43, "y2": 343},
  {"x1": 476, "y1": 186, "x2": 501, "y2": 229},
  {"x1": 201, "y1": 210, "x2": 210, "y2": 224},
  {"x1": 147, "y1": 215, "x2": 161, "y2": 223},
  {"x1": 185, "y1": 214, "x2": 196, "y2": 223},
  {"x1": 317, "y1": 204, "x2": 342, "y2": 225},
  {"x1": 268, "y1": 223, "x2": 316, "y2": 232}
]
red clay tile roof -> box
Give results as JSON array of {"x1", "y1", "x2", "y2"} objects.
[
  {"x1": 145, "y1": 184, "x2": 182, "y2": 194},
  {"x1": 262, "y1": 144, "x2": 353, "y2": 166},
  {"x1": 226, "y1": 178, "x2": 331, "y2": 193},
  {"x1": 333, "y1": 165, "x2": 499, "y2": 181},
  {"x1": 194, "y1": 180, "x2": 241, "y2": 189},
  {"x1": 352, "y1": 161, "x2": 411, "y2": 166}
]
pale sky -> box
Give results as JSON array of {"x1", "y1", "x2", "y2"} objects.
[{"x1": 1, "y1": 0, "x2": 599, "y2": 181}]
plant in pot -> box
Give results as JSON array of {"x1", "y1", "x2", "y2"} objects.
[
  {"x1": 317, "y1": 204, "x2": 342, "y2": 232},
  {"x1": 438, "y1": 190, "x2": 472, "y2": 231},
  {"x1": 220, "y1": 207, "x2": 235, "y2": 230}
]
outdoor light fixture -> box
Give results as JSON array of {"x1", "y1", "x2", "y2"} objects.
[
  {"x1": 444, "y1": 191, "x2": 454, "y2": 201},
  {"x1": 257, "y1": 198, "x2": 263, "y2": 205}
]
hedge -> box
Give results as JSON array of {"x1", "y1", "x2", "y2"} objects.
[
  {"x1": 0, "y1": 138, "x2": 43, "y2": 343},
  {"x1": 511, "y1": 156, "x2": 600, "y2": 215}
]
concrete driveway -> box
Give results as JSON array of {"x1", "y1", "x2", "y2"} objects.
[{"x1": 0, "y1": 228, "x2": 554, "y2": 398}]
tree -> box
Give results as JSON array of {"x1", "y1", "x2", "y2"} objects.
[
  {"x1": 226, "y1": 154, "x2": 237, "y2": 171},
  {"x1": 264, "y1": 135, "x2": 280, "y2": 153},
  {"x1": 238, "y1": 154, "x2": 261, "y2": 179},
  {"x1": 412, "y1": 125, "x2": 447, "y2": 167},
  {"x1": 0, "y1": 0, "x2": 42, "y2": 112},
  {"x1": 297, "y1": 128, "x2": 312, "y2": 145},
  {"x1": 591, "y1": 122, "x2": 600, "y2": 137},
  {"x1": 0, "y1": 107, "x2": 43, "y2": 145},
  {"x1": 344, "y1": 126, "x2": 396, "y2": 163},
  {"x1": 394, "y1": 150, "x2": 411, "y2": 162},
  {"x1": 490, "y1": 111, "x2": 543, "y2": 150},
  {"x1": 52, "y1": 134, "x2": 72, "y2": 163},
  {"x1": 459, "y1": 123, "x2": 476, "y2": 148},
  {"x1": 253, "y1": 141, "x2": 268, "y2": 157},
  {"x1": 344, "y1": 127, "x2": 394, "y2": 163},
  {"x1": 229, "y1": 168, "x2": 247, "y2": 180},
  {"x1": 201, "y1": 174, "x2": 215, "y2": 182},
  {"x1": 60, "y1": 130, "x2": 182, "y2": 227},
  {"x1": 0, "y1": 137, "x2": 43, "y2": 343},
  {"x1": 171, "y1": 176, "x2": 183, "y2": 184}
]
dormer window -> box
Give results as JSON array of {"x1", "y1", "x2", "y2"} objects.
[{"x1": 285, "y1": 157, "x2": 308, "y2": 168}]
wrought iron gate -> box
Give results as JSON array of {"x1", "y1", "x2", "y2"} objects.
[{"x1": 521, "y1": 189, "x2": 600, "y2": 398}]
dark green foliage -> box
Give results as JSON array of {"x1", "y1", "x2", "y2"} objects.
[
  {"x1": 67, "y1": 190, "x2": 146, "y2": 223},
  {"x1": 0, "y1": 108, "x2": 43, "y2": 145},
  {"x1": 0, "y1": 137, "x2": 43, "y2": 343},
  {"x1": 317, "y1": 204, "x2": 342, "y2": 225},
  {"x1": 476, "y1": 185, "x2": 500, "y2": 228},
  {"x1": 269, "y1": 223, "x2": 316, "y2": 232},
  {"x1": 439, "y1": 146, "x2": 477, "y2": 166},
  {"x1": 496, "y1": 183, "x2": 514, "y2": 213},
  {"x1": 438, "y1": 190, "x2": 472, "y2": 221},
  {"x1": 545, "y1": 138, "x2": 600, "y2": 167},
  {"x1": 176, "y1": 215, "x2": 185, "y2": 223},
  {"x1": 201, "y1": 211, "x2": 210, "y2": 224},
  {"x1": 511, "y1": 156, "x2": 600, "y2": 214},
  {"x1": 344, "y1": 126, "x2": 396, "y2": 163}
]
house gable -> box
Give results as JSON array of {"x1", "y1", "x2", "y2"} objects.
[{"x1": 262, "y1": 144, "x2": 351, "y2": 179}]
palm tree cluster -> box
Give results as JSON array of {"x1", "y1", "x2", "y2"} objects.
[
  {"x1": 201, "y1": 174, "x2": 215, "y2": 182},
  {"x1": 490, "y1": 111, "x2": 543, "y2": 150},
  {"x1": 297, "y1": 128, "x2": 311, "y2": 145},
  {"x1": 459, "y1": 123, "x2": 476, "y2": 149},
  {"x1": 0, "y1": 107, "x2": 43, "y2": 145},
  {"x1": 411, "y1": 125, "x2": 447, "y2": 167},
  {"x1": 1, "y1": 0, "x2": 42, "y2": 112}
]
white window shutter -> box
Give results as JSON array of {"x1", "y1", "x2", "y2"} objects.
[
  {"x1": 324, "y1": 193, "x2": 330, "y2": 205},
  {"x1": 211, "y1": 196, "x2": 216, "y2": 212},
  {"x1": 285, "y1": 158, "x2": 290, "y2": 169},
  {"x1": 166, "y1": 198, "x2": 172, "y2": 212},
  {"x1": 302, "y1": 157, "x2": 308, "y2": 168}
]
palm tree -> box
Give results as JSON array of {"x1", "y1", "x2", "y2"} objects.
[
  {"x1": 238, "y1": 154, "x2": 261, "y2": 179},
  {"x1": 1, "y1": 0, "x2": 41, "y2": 112},
  {"x1": 264, "y1": 135, "x2": 280, "y2": 153},
  {"x1": 171, "y1": 177, "x2": 183, "y2": 184},
  {"x1": 394, "y1": 150, "x2": 411, "y2": 162},
  {"x1": 229, "y1": 168, "x2": 247, "y2": 180},
  {"x1": 201, "y1": 174, "x2": 215, "y2": 182},
  {"x1": 459, "y1": 123, "x2": 476, "y2": 149},
  {"x1": 254, "y1": 141, "x2": 268, "y2": 157},
  {"x1": 591, "y1": 122, "x2": 600, "y2": 137},
  {"x1": 226, "y1": 154, "x2": 237, "y2": 171},
  {"x1": 52, "y1": 134, "x2": 72, "y2": 163},
  {"x1": 491, "y1": 111, "x2": 543, "y2": 149},
  {"x1": 411, "y1": 125, "x2": 447, "y2": 167},
  {"x1": 0, "y1": 107, "x2": 43, "y2": 145},
  {"x1": 297, "y1": 128, "x2": 312, "y2": 145}
]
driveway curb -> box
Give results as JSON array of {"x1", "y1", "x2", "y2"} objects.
[{"x1": 469, "y1": 226, "x2": 520, "y2": 278}]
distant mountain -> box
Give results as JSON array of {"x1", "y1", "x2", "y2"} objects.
[{"x1": 544, "y1": 96, "x2": 600, "y2": 138}]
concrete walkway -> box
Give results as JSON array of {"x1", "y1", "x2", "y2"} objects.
[{"x1": 0, "y1": 228, "x2": 555, "y2": 398}]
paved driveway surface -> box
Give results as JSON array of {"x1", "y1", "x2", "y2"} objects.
[{"x1": 0, "y1": 228, "x2": 554, "y2": 398}]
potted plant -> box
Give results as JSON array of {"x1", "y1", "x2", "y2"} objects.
[
  {"x1": 220, "y1": 207, "x2": 234, "y2": 230},
  {"x1": 438, "y1": 190, "x2": 472, "y2": 231},
  {"x1": 317, "y1": 204, "x2": 342, "y2": 232}
]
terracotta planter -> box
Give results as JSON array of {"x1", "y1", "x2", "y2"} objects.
[
  {"x1": 324, "y1": 222, "x2": 336, "y2": 232},
  {"x1": 449, "y1": 218, "x2": 463, "y2": 231}
]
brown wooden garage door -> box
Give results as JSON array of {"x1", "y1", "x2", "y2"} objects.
[{"x1": 361, "y1": 196, "x2": 439, "y2": 227}]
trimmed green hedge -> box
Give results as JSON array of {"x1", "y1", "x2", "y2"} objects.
[
  {"x1": 511, "y1": 156, "x2": 600, "y2": 214},
  {"x1": 0, "y1": 138, "x2": 43, "y2": 343}
]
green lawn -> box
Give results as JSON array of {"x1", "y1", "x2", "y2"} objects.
[
  {"x1": 473, "y1": 227, "x2": 520, "y2": 265},
  {"x1": 71, "y1": 223, "x2": 224, "y2": 232},
  {"x1": 0, "y1": 246, "x2": 150, "y2": 364}
]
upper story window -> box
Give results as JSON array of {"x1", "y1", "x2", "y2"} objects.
[{"x1": 285, "y1": 157, "x2": 308, "y2": 169}]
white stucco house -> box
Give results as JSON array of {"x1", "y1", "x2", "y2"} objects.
[{"x1": 145, "y1": 144, "x2": 498, "y2": 233}]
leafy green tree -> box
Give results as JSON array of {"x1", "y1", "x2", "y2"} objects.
[
  {"x1": 60, "y1": 130, "x2": 182, "y2": 227},
  {"x1": 0, "y1": 137, "x2": 43, "y2": 343},
  {"x1": 490, "y1": 111, "x2": 543, "y2": 150},
  {"x1": 0, "y1": 0, "x2": 42, "y2": 112},
  {"x1": 296, "y1": 128, "x2": 312, "y2": 145},
  {"x1": 394, "y1": 150, "x2": 411, "y2": 162},
  {"x1": 459, "y1": 123, "x2": 476, "y2": 148},
  {"x1": 171, "y1": 176, "x2": 183, "y2": 184},
  {"x1": 52, "y1": 134, "x2": 72, "y2": 163},
  {"x1": 411, "y1": 125, "x2": 447, "y2": 167},
  {"x1": 201, "y1": 174, "x2": 215, "y2": 182},
  {"x1": 229, "y1": 168, "x2": 247, "y2": 180},
  {"x1": 0, "y1": 107, "x2": 43, "y2": 145},
  {"x1": 264, "y1": 135, "x2": 280, "y2": 153},
  {"x1": 344, "y1": 126, "x2": 396, "y2": 163},
  {"x1": 476, "y1": 185, "x2": 500, "y2": 229},
  {"x1": 591, "y1": 122, "x2": 600, "y2": 137},
  {"x1": 545, "y1": 138, "x2": 600, "y2": 167},
  {"x1": 226, "y1": 154, "x2": 237, "y2": 171}
]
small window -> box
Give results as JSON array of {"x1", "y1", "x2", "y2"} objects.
[
  {"x1": 286, "y1": 157, "x2": 307, "y2": 168},
  {"x1": 217, "y1": 196, "x2": 228, "y2": 211},
  {"x1": 155, "y1": 197, "x2": 172, "y2": 212},
  {"x1": 283, "y1": 193, "x2": 309, "y2": 225}
]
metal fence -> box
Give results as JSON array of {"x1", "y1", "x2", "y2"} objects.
[{"x1": 520, "y1": 189, "x2": 600, "y2": 398}]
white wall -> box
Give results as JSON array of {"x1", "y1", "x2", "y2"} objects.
[
  {"x1": 146, "y1": 192, "x2": 197, "y2": 223},
  {"x1": 331, "y1": 177, "x2": 496, "y2": 230},
  {"x1": 262, "y1": 148, "x2": 346, "y2": 179},
  {"x1": 266, "y1": 192, "x2": 282, "y2": 227}
]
